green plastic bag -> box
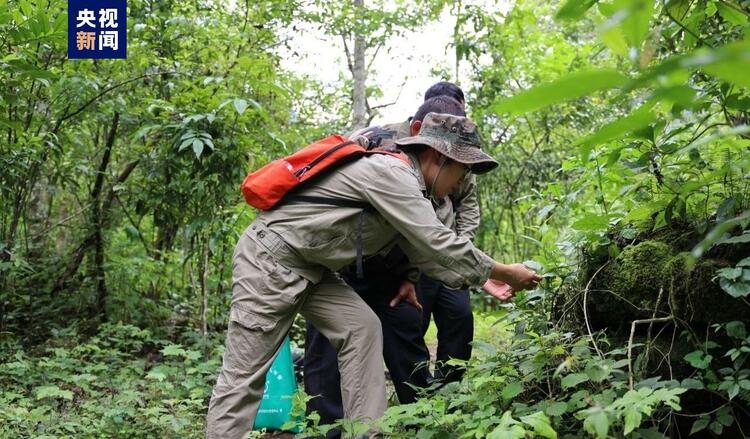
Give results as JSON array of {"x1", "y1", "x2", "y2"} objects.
[{"x1": 254, "y1": 336, "x2": 302, "y2": 433}]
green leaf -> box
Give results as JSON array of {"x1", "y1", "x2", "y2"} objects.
[
  {"x1": 690, "y1": 416, "x2": 710, "y2": 435},
  {"x1": 684, "y1": 350, "x2": 712, "y2": 369},
  {"x1": 691, "y1": 211, "x2": 750, "y2": 259},
  {"x1": 585, "y1": 363, "x2": 611, "y2": 382},
  {"x1": 717, "y1": 233, "x2": 750, "y2": 245},
  {"x1": 719, "y1": 277, "x2": 750, "y2": 298},
  {"x1": 146, "y1": 370, "x2": 167, "y2": 381},
  {"x1": 716, "y1": 2, "x2": 748, "y2": 26},
  {"x1": 545, "y1": 401, "x2": 568, "y2": 417},
  {"x1": 520, "y1": 412, "x2": 557, "y2": 439},
  {"x1": 491, "y1": 70, "x2": 628, "y2": 117},
  {"x1": 415, "y1": 429, "x2": 435, "y2": 439},
  {"x1": 555, "y1": 0, "x2": 598, "y2": 21},
  {"x1": 717, "y1": 267, "x2": 743, "y2": 280},
  {"x1": 665, "y1": 0, "x2": 692, "y2": 20},
  {"x1": 233, "y1": 98, "x2": 248, "y2": 115},
  {"x1": 501, "y1": 381, "x2": 524, "y2": 399},
  {"x1": 488, "y1": 411, "x2": 526, "y2": 439},
  {"x1": 583, "y1": 408, "x2": 610, "y2": 439},
  {"x1": 192, "y1": 138, "x2": 204, "y2": 159},
  {"x1": 36, "y1": 385, "x2": 74, "y2": 400},
  {"x1": 561, "y1": 373, "x2": 589, "y2": 388},
  {"x1": 576, "y1": 104, "x2": 656, "y2": 156},
  {"x1": 624, "y1": 0, "x2": 655, "y2": 51},
  {"x1": 697, "y1": 42, "x2": 750, "y2": 88},
  {"x1": 178, "y1": 138, "x2": 193, "y2": 151},
  {"x1": 162, "y1": 344, "x2": 187, "y2": 357},
  {"x1": 623, "y1": 407, "x2": 642, "y2": 435},
  {"x1": 571, "y1": 214, "x2": 609, "y2": 232}
]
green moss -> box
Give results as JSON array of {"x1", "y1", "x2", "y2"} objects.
[
  {"x1": 570, "y1": 233, "x2": 750, "y2": 333},
  {"x1": 607, "y1": 241, "x2": 674, "y2": 305},
  {"x1": 665, "y1": 252, "x2": 691, "y2": 319},
  {"x1": 668, "y1": 256, "x2": 745, "y2": 323}
]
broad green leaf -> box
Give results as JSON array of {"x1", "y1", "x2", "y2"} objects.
[
  {"x1": 719, "y1": 277, "x2": 750, "y2": 298},
  {"x1": 233, "y1": 98, "x2": 248, "y2": 115},
  {"x1": 571, "y1": 214, "x2": 609, "y2": 231},
  {"x1": 162, "y1": 344, "x2": 187, "y2": 357},
  {"x1": 690, "y1": 416, "x2": 710, "y2": 435},
  {"x1": 583, "y1": 408, "x2": 610, "y2": 439},
  {"x1": 491, "y1": 70, "x2": 628, "y2": 117},
  {"x1": 691, "y1": 211, "x2": 750, "y2": 259},
  {"x1": 716, "y1": 2, "x2": 748, "y2": 27},
  {"x1": 623, "y1": 0, "x2": 655, "y2": 51},
  {"x1": 718, "y1": 267, "x2": 743, "y2": 281},
  {"x1": 545, "y1": 401, "x2": 568, "y2": 416},
  {"x1": 520, "y1": 412, "x2": 557, "y2": 439},
  {"x1": 665, "y1": 0, "x2": 691, "y2": 20},
  {"x1": 192, "y1": 139, "x2": 204, "y2": 158},
  {"x1": 725, "y1": 321, "x2": 746, "y2": 339},
  {"x1": 585, "y1": 363, "x2": 610, "y2": 382},
  {"x1": 501, "y1": 381, "x2": 524, "y2": 399},
  {"x1": 726, "y1": 94, "x2": 750, "y2": 110},
  {"x1": 576, "y1": 104, "x2": 656, "y2": 158},
  {"x1": 561, "y1": 372, "x2": 589, "y2": 388},
  {"x1": 415, "y1": 429, "x2": 435, "y2": 439},
  {"x1": 684, "y1": 350, "x2": 712, "y2": 369},
  {"x1": 693, "y1": 42, "x2": 750, "y2": 88},
  {"x1": 178, "y1": 137, "x2": 193, "y2": 151},
  {"x1": 601, "y1": 25, "x2": 629, "y2": 57},
  {"x1": 488, "y1": 411, "x2": 525, "y2": 439},
  {"x1": 146, "y1": 370, "x2": 167, "y2": 381},
  {"x1": 623, "y1": 407, "x2": 642, "y2": 435},
  {"x1": 555, "y1": 0, "x2": 598, "y2": 21},
  {"x1": 36, "y1": 385, "x2": 74, "y2": 400},
  {"x1": 652, "y1": 85, "x2": 696, "y2": 106}
]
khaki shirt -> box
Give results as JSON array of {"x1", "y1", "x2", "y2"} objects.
[
  {"x1": 253, "y1": 153, "x2": 495, "y2": 288},
  {"x1": 357, "y1": 120, "x2": 481, "y2": 239},
  {"x1": 354, "y1": 120, "x2": 481, "y2": 284}
]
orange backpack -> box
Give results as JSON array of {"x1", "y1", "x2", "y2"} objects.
[{"x1": 240, "y1": 134, "x2": 410, "y2": 210}]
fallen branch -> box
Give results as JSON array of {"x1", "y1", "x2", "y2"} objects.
[
  {"x1": 583, "y1": 261, "x2": 610, "y2": 359},
  {"x1": 628, "y1": 314, "x2": 674, "y2": 390}
]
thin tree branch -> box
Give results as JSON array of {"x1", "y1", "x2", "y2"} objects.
[{"x1": 52, "y1": 71, "x2": 180, "y2": 134}]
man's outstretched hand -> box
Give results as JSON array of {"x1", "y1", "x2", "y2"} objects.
[
  {"x1": 389, "y1": 280, "x2": 423, "y2": 310},
  {"x1": 483, "y1": 279, "x2": 515, "y2": 301},
  {"x1": 496, "y1": 263, "x2": 542, "y2": 291}
]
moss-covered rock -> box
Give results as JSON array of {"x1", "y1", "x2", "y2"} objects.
[
  {"x1": 567, "y1": 235, "x2": 750, "y2": 334},
  {"x1": 607, "y1": 241, "x2": 673, "y2": 305}
]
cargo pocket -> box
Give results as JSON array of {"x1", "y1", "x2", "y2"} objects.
[{"x1": 230, "y1": 306, "x2": 277, "y2": 332}]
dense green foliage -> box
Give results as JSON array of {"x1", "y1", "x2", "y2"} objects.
[{"x1": 2, "y1": 0, "x2": 749, "y2": 437}]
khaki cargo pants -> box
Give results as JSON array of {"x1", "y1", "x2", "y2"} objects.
[{"x1": 206, "y1": 226, "x2": 387, "y2": 439}]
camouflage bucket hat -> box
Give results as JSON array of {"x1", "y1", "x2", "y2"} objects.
[{"x1": 393, "y1": 112, "x2": 499, "y2": 174}]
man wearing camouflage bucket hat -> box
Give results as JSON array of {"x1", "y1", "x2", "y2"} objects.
[
  {"x1": 303, "y1": 95, "x2": 497, "y2": 437},
  {"x1": 207, "y1": 110, "x2": 540, "y2": 438},
  {"x1": 396, "y1": 111, "x2": 498, "y2": 174}
]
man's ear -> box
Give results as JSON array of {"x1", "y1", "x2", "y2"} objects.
[{"x1": 410, "y1": 120, "x2": 422, "y2": 136}]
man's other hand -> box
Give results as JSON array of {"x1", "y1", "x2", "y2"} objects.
[
  {"x1": 483, "y1": 279, "x2": 514, "y2": 301},
  {"x1": 389, "y1": 280, "x2": 423, "y2": 310}
]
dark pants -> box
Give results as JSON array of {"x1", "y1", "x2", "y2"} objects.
[
  {"x1": 416, "y1": 276, "x2": 473, "y2": 383},
  {"x1": 303, "y1": 274, "x2": 473, "y2": 437}
]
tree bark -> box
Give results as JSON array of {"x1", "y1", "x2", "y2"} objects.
[
  {"x1": 350, "y1": 0, "x2": 367, "y2": 130},
  {"x1": 200, "y1": 244, "x2": 210, "y2": 337},
  {"x1": 52, "y1": 113, "x2": 126, "y2": 305}
]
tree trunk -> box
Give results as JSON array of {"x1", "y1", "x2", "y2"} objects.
[
  {"x1": 52, "y1": 113, "x2": 121, "y2": 301},
  {"x1": 351, "y1": 0, "x2": 367, "y2": 130},
  {"x1": 200, "y1": 244, "x2": 209, "y2": 337}
]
